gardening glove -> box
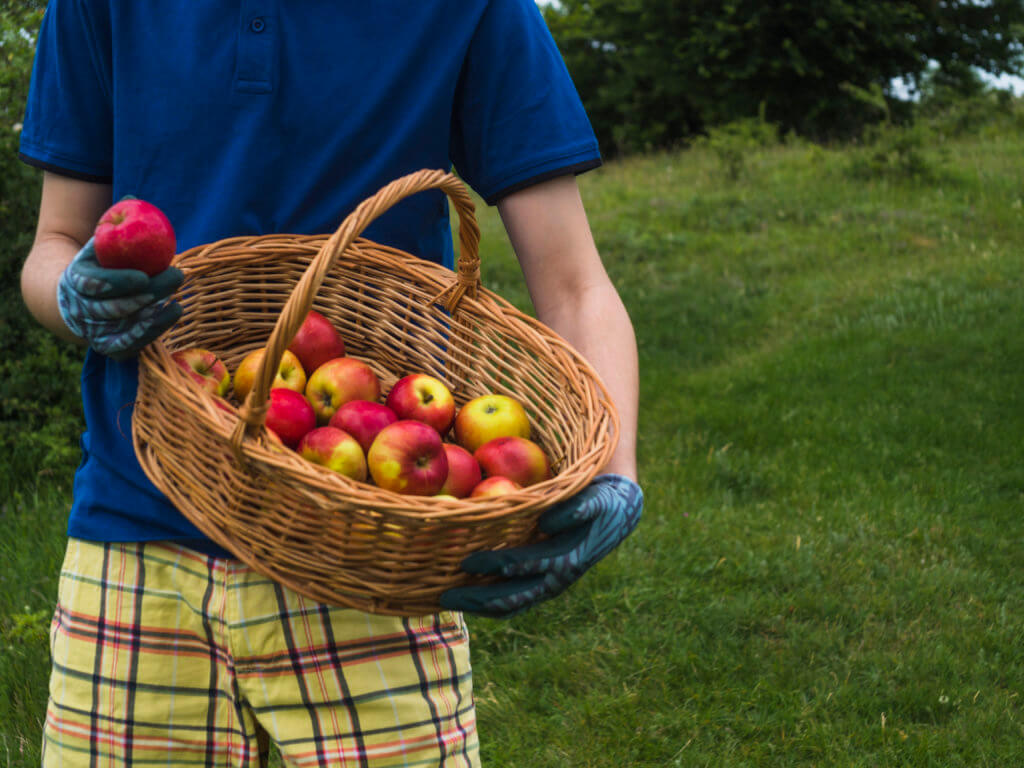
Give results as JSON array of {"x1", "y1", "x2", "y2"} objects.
[
  {"x1": 440, "y1": 473, "x2": 643, "y2": 618},
  {"x1": 57, "y1": 237, "x2": 184, "y2": 360}
]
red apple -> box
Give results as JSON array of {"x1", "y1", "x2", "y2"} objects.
[
  {"x1": 305, "y1": 357, "x2": 381, "y2": 425},
  {"x1": 297, "y1": 426, "x2": 367, "y2": 481},
  {"x1": 264, "y1": 387, "x2": 316, "y2": 449},
  {"x1": 171, "y1": 348, "x2": 230, "y2": 397},
  {"x1": 367, "y1": 420, "x2": 449, "y2": 496},
  {"x1": 438, "y1": 443, "x2": 483, "y2": 499},
  {"x1": 385, "y1": 374, "x2": 456, "y2": 435},
  {"x1": 454, "y1": 393, "x2": 531, "y2": 453},
  {"x1": 288, "y1": 310, "x2": 346, "y2": 377},
  {"x1": 233, "y1": 348, "x2": 306, "y2": 401},
  {"x1": 93, "y1": 198, "x2": 176, "y2": 276},
  {"x1": 470, "y1": 476, "x2": 522, "y2": 498},
  {"x1": 328, "y1": 400, "x2": 398, "y2": 453},
  {"x1": 474, "y1": 436, "x2": 551, "y2": 487}
]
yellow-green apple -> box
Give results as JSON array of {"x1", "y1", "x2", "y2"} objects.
[
  {"x1": 385, "y1": 374, "x2": 456, "y2": 435},
  {"x1": 233, "y1": 348, "x2": 306, "y2": 401},
  {"x1": 93, "y1": 198, "x2": 176, "y2": 276},
  {"x1": 264, "y1": 387, "x2": 316, "y2": 449},
  {"x1": 172, "y1": 348, "x2": 230, "y2": 396},
  {"x1": 305, "y1": 357, "x2": 381, "y2": 425},
  {"x1": 470, "y1": 476, "x2": 522, "y2": 498},
  {"x1": 297, "y1": 426, "x2": 367, "y2": 481},
  {"x1": 328, "y1": 400, "x2": 397, "y2": 453},
  {"x1": 453, "y1": 394, "x2": 531, "y2": 453},
  {"x1": 438, "y1": 443, "x2": 483, "y2": 499},
  {"x1": 367, "y1": 420, "x2": 449, "y2": 496},
  {"x1": 474, "y1": 436, "x2": 550, "y2": 487},
  {"x1": 288, "y1": 310, "x2": 346, "y2": 376}
]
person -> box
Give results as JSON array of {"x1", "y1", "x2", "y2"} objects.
[{"x1": 18, "y1": 1, "x2": 643, "y2": 765}]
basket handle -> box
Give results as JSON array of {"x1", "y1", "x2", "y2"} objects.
[{"x1": 231, "y1": 169, "x2": 481, "y2": 454}]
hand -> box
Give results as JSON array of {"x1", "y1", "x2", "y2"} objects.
[
  {"x1": 57, "y1": 237, "x2": 184, "y2": 360},
  {"x1": 439, "y1": 474, "x2": 643, "y2": 618}
]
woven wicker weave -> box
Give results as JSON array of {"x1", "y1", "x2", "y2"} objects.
[{"x1": 133, "y1": 169, "x2": 617, "y2": 615}]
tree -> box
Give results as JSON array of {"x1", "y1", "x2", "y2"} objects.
[{"x1": 543, "y1": 0, "x2": 1024, "y2": 154}]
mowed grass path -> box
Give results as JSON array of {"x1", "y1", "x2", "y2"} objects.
[{"x1": 3, "y1": 125, "x2": 1024, "y2": 766}]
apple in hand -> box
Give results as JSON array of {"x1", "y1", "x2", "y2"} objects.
[
  {"x1": 470, "y1": 476, "x2": 522, "y2": 498},
  {"x1": 305, "y1": 357, "x2": 381, "y2": 425},
  {"x1": 93, "y1": 198, "x2": 177, "y2": 277},
  {"x1": 288, "y1": 310, "x2": 346, "y2": 377},
  {"x1": 438, "y1": 443, "x2": 483, "y2": 499},
  {"x1": 367, "y1": 420, "x2": 449, "y2": 496},
  {"x1": 298, "y1": 426, "x2": 367, "y2": 481},
  {"x1": 453, "y1": 394, "x2": 531, "y2": 453},
  {"x1": 172, "y1": 348, "x2": 230, "y2": 396},
  {"x1": 233, "y1": 348, "x2": 306, "y2": 402},
  {"x1": 385, "y1": 374, "x2": 456, "y2": 435},
  {"x1": 328, "y1": 400, "x2": 398, "y2": 453},
  {"x1": 264, "y1": 387, "x2": 316, "y2": 449},
  {"x1": 474, "y1": 436, "x2": 550, "y2": 487}
]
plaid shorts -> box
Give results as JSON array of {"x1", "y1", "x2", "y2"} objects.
[{"x1": 43, "y1": 538, "x2": 479, "y2": 767}]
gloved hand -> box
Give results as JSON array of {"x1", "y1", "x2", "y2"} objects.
[
  {"x1": 440, "y1": 473, "x2": 643, "y2": 618},
  {"x1": 57, "y1": 237, "x2": 184, "y2": 360}
]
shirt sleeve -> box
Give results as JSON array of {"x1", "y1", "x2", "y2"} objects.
[
  {"x1": 449, "y1": 0, "x2": 601, "y2": 205},
  {"x1": 19, "y1": 0, "x2": 114, "y2": 182}
]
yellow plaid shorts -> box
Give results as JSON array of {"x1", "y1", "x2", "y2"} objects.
[{"x1": 43, "y1": 538, "x2": 480, "y2": 767}]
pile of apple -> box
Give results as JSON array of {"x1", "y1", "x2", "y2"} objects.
[
  {"x1": 92, "y1": 196, "x2": 548, "y2": 500},
  {"x1": 172, "y1": 309, "x2": 550, "y2": 499}
]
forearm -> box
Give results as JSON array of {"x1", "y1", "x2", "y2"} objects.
[
  {"x1": 497, "y1": 175, "x2": 639, "y2": 482},
  {"x1": 21, "y1": 234, "x2": 88, "y2": 345},
  {"x1": 534, "y1": 279, "x2": 639, "y2": 481},
  {"x1": 21, "y1": 172, "x2": 112, "y2": 345}
]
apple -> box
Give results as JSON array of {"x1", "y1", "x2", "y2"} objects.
[
  {"x1": 171, "y1": 348, "x2": 230, "y2": 396},
  {"x1": 328, "y1": 400, "x2": 398, "y2": 453},
  {"x1": 474, "y1": 436, "x2": 551, "y2": 487},
  {"x1": 453, "y1": 394, "x2": 531, "y2": 453},
  {"x1": 288, "y1": 310, "x2": 346, "y2": 377},
  {"x1": 470, "y1": 476, "x2": 522, "y2": 498},
  {"x1": 305, "y1": 357, "x2": 381, "y2": 425},
  {"x1": 297, "y1": 426, "x2": 367, "y2": 482},
  {"x1": 264, "y1": 387, "x2": 316, "y2": 449},
  {"x1": 385, "y1": 374, "x2": 456, "y2": 435},
  {"x1": 93, "y1": 198, "x2": 177, "y2": 276},
  {"x1": 367, "y1": 420, "x2": 449, "y2": 496},
  {"x1": 438, "y1": 443, "x2": 483, "y2": 499},
  {"x1": 233, "y1": 348, "x2": 306, "y2": 402}
]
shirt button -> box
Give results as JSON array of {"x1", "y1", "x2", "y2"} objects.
[{"x1": 250, "y1": 17, "x2": 266, "y2": 33}]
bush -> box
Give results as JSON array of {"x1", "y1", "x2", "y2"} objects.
[
  {"x1": 694, "y1": 105, "x2": 779, "y2": 180},
  {"x1": 0, "y1": 4, "x2": 85, "y2": 489}
]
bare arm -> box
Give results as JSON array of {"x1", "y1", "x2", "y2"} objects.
[
  {"x1": 21, "y1": 172, "x2": 112, "y2": 344},
  {"x1": 497, "y1": 174, "x2": 638, "y2": 481}
]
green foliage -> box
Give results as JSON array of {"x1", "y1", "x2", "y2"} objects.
[
  {"x1": 846, "y1": 122, "x2": 938, "y2": 181},
  {"x1": 693, "y1": 104, "x2": 779, "y2": 180},
  {"x1": 917, "y1": 66, "x2": 1024, "y2": 140},
  {"x1": 2, "y1": 609, "x2": 49, "y2": 647},
  {"x1": 544, "y1": 0, "x2": 1024, "y2": 154},
  {"x1": 0, "y1": 3, "x2": 85, "y2": 487}
]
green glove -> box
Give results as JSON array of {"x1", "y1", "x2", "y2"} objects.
[
  {"x1": 440, "y1": 474, "x2": 643, "y2": 618},
  {"x1": 57, "y1": 237, "x2": 183, "y2": 360}
]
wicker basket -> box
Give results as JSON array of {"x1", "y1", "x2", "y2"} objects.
[{"x1": 133, "y1": 169, "x2": 617, "y2": 615}]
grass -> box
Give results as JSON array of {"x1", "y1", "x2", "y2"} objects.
[{"x1": 4, "y1": 115, "x2": 1024, "y2": 766}]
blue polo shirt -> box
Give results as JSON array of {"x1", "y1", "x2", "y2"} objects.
[{"x1": 20, "y1": 0, "x2": 601, "y2": 556}]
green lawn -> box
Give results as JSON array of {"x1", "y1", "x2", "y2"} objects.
[{"x1": 3, "y1": 119, "x2": 1024, "y2": 766}]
